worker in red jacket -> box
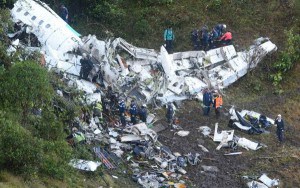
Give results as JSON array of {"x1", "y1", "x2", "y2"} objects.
[{"x1": 220, "y1": 31, "x2": 232, "y2": 45}]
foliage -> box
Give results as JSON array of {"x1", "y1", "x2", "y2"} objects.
[
  {"x1": 0, "y1": 112, "x2": 41, "y2": 175},
  {"x1": 0, "y1": 9, "x2": 13, "y2": 68},
  {"x1": 0, "y1": 61, "x2": 53, "y2": 123},
  {"x1": 271, "y1": 29, "x2": 300, "y2": 87},
  {"x1": 0, "y1": 110, "x2": 73, "y2": 179}
]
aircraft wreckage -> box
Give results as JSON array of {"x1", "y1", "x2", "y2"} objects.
[{"x1": 9, "y1": 0, "x2": 277, "y2": 106}]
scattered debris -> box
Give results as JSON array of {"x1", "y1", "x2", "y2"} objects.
[{"x1": 229, "y1": 106, "x2": 274, "y2": 134}]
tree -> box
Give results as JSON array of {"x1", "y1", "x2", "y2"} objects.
[{"x1": 0, "y1": 61, "x2": 53, "y2": 124}]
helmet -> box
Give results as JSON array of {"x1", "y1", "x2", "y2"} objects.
[
  {"x1": 142, "y1": 104, "x2": 147, "y2": 108},
  {"x1": 223, "y1": 24, "x2": 227, "y2": 29},
  {"x1": 72, "y1": 127, "x2": 78, "y2": 132}
]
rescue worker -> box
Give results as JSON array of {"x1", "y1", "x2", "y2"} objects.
[
  {"x1": 219, "y1": 31, "x2": 232, "y2": 45},
  {"x1": 66, "y1": 127, "x2": 85, "y2": 146},
  {"x1": 60, "y1": 4, "x2": 69, "y2": 23},
  {"x1": 202, "y1": 88, "x2": 213, "y2": 116},
  {"x1": 164, "y1": 26, "x2": 175, "y2": 54},
  {"x1": 209, "y1": 27, "x2": 219, "y2": 50},
  {"x1": 129, "y1": 100, "x2": 138, "y2": 125},
  {"x1": 166, "y1": 102, "x2": 174, "y2": 124},
  {"x1": 80, "y1": 53, "x2": 93, "y2": 80},
  {"x1": 93, "y1": 101, "x2": 103, "y2": 123},
  {"x1": 213, "y1": 92, "x2": 223, "y2": 119},
  {"x1": 118, "y1": 98, "x2": 126, "y2": 126},
  {"x1": 139, "y1": 104, "x2": 148, "y2": 123},
  {"x1": 191, "y1": 29, "x2": 200, "y2": 50},
  {"x1": 214, "y1": 24, "x2": 226, "y2": 38},
  {"x1": 200, "y1": 26, "x2": 209, "y2": 51},
  {"x1": 275, "y1": 114, "x2": 285, "y2": 143}
]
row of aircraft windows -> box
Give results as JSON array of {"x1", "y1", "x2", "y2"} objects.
[{"x1": 16, "y1": 7, "x2": 51, "y2": 28}]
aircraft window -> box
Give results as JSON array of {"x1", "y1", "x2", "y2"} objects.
[
  {"x1": 39, "y1": 20, "x2": 44, "y2": 25},
  {"x1": 17, "y1": 8, "x2": 22, "y2": 12},
  {"x1": 45, "y1": 24, "x2": 51, "y2": 28},
  {"x1": 24, "y1": 12, "x2": 29, "y2": 16},
  {"x1": 31, "y1": 16, "x2": 37, "y2": 20}
]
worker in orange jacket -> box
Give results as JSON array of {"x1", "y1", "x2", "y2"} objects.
[
  {"x1": 219, "y1": 31, "x2": 232, "y2": 45},
  {"x1": 213, "y1": 92, "x2": 223, "y2": 119}
]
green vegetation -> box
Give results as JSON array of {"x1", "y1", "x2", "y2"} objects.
[{"x1": 271, "y1": 29, "x2": 300, "y2": 89}]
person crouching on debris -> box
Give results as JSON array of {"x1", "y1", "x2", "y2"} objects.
[
  {"x1": 139, "y1": 104, "x2": 148, "y2": 123},
  {"x1": 219, "y1": 31, "x2": 232, "y2": 45},
  {"x1": 214, "y1": 24, "x2": 226, "y2": 38},
  {"x1": 129, "y1": 100, "x2": 138, "y2": 125},
  {"x1": 164, "y1": 25, "x2": 175, "y2": 54},
  {"x1": 202, "y1": 88, "x2": 213, "y2": 116},
  {"x1": 275, "y1": 114, "x2": 285, "y2": 143},
  {"x1": 118, "y1": 98, "x2": 126, "y2": 126},
  {"x1": 66, "y1": 127, "x2": 86, "y2": 146},
  {"x1": 166, "y1": 102, "x2": 175, "y2": 125},
  {"x1": 213, "y1": 92, "x2": 223, "y2": 119},
  {"x1": 60, "y1": 4, "x2": 69, "y2": 23}
]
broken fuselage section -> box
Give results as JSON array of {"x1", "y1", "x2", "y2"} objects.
[{"x1": 10, "y1": 0, "x2": 277, "y2": 106}]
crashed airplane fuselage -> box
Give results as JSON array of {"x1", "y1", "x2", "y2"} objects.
[{"x1": 10, "y1": 0, "x2": 277, "y2": 105}]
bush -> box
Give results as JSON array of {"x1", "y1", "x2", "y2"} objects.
[
  {"x1": 0, "y1": 61, "x2": 53, "y2": 123},
  {"x1": 0, "y1": 112, "x2": 43, "y2": 176},
  {"x1": 271, "y1": 29, "x2": 300, "y2": 87}
]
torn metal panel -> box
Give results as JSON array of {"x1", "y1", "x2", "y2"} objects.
[
  {"x1": 213, "y1": 123, "x2": 234, "y2": 142},
  {"x1": 69, "y1": 159, "x2": 101, "y2": 171},
  {"x1": 258, "y1": 174, "x2": 279, "y2": 187},
  {"x1": 75, "y1": 79, "x2": 97, "y2": 94},
  {"x1": 237, "y1": 138, "x2": 262, "y2": 150},
  {"x1": 120, "y1": 134, "x2": 143, "y2": 142},
  {"x1": 247, "y1": 181, "x2": 268, "y2": 188}
]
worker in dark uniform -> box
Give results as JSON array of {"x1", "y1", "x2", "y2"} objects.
[
  {"x1": 139, "y1": 104, "x2": 148, "y2": 123},
  {"x1": 275, "y1": 114, "x2": 285, "y2": 143},
  {"x1": 80, "y1": 53, "x2": 93, "y2": 80},
  {"x1": 60, "y1": 4, "x2": 69, "y2": 23},
  {"x1": 118, "y1": 99, "x2": 126, "y2": 126},
  {"x1": 129, "y1": 100, "x2": 138, "y2": 125},
  {"x1": 202, "y1": 88, "x2": 213, "y2": 116},
  {"x1": 166, "y1": 102, "x2": 174, "y2": 124},
  {"x1": 191, "y1": 29, "x2": 200, "y2": 50}
]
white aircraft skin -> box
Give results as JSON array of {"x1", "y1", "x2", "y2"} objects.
[{"x1": 10, "y1": 0, "x2": 277, "y2": 104}]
